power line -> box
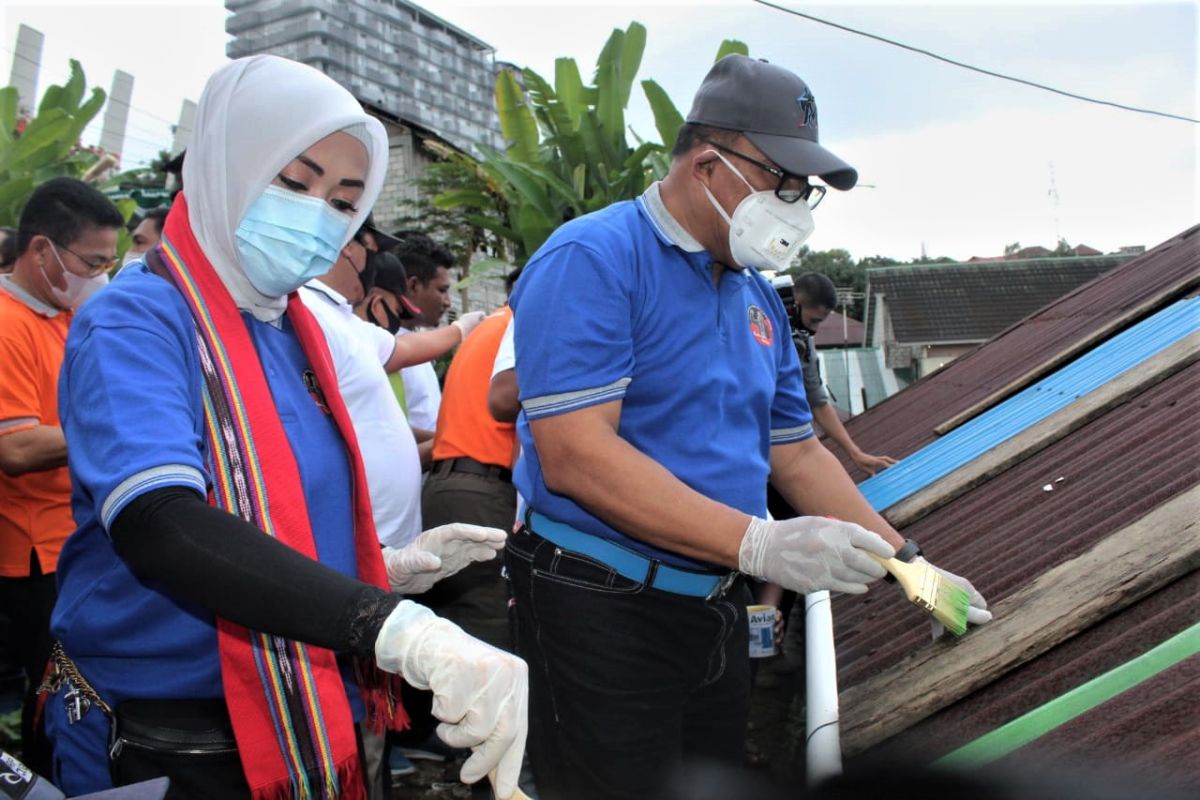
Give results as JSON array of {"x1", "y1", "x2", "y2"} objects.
[{"x1": 750, "y1": 0, "x2": 1199, "y2": 124}]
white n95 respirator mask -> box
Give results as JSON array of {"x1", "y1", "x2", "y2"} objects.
[{"x1": 701, "y1": 151, "x2": 815, "y2": 271}]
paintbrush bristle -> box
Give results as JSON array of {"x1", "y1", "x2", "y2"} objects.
[
  {"x1": 931, "y1": 576, "x2": 971, "y2": 636},
  {"x1": 869, "y1": 553, "x2": 972, "y2": 637}
]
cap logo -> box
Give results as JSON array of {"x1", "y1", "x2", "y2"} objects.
[
  {"x1": 748, "y1": 305, "x2": 774, "y2": 347},
  {"x1": 796, "y1": 88, "x2": 817, "y2": 128}
]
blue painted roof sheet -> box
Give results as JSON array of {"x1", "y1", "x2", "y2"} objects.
[{"x1": 858, "y1": 296, "x2": 1200, "y2": 511}]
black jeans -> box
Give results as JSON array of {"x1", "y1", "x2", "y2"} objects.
[
  {"x1": 0, "y1": 553, "x2": 56, "y2": 775},
  {"x1": 505, "y1": 525, "x2": 752, "y2": 800}
]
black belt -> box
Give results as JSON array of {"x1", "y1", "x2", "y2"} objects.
[{"x1": 434, "y1": 456, "x2": 512, "y2": 483}]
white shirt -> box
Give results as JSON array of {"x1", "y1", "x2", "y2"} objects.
[
  {"x1": 491, "y1": 316, "x2": 515, "y2": 378},
  {"x1": 396, "y1": 327, "x2": 442, "y2": 431},
  {"x1": 301, "y1": 280, "x2": 423, "y2": 548},
  {"x1": 490, "y1": 316, "x2": 525, "y2": 524}
]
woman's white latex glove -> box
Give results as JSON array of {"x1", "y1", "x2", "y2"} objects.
[
  {"x1": 452, "y1": 311, "x2": 487, "y2": 340},
  {"x1": 919, "y1": 556, "x2": 993, "y2": 639},
  {"x1": 738, "y1": 516, "x2": 894, "y2": 595},
  {"x1": 383, "y1": 523, "x2": 506, "y2": 595},
  {"x1": 375, "y1": 601, "x2": 528, "y2": 799}
]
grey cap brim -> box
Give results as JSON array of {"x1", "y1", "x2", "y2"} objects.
[{"x1": 745, "y1": 131, "x2": 858, "y2": 191}]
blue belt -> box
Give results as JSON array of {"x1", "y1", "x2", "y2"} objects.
[{"x1": 527, "y1": 511, "x2": 738, "y2": 599}]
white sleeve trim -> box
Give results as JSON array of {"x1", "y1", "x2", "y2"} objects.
[
  {"x1": 100, "y1": 464, "x2": 207, "y2": 531},
  {"x1": 522, "y1": 377, "x2": 631, "y2": 419},
  {"x1": 771, "y1": 423, "x2": 815, "y2": 444}
]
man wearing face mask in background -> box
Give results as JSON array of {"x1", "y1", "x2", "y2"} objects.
[
  {"x1": 0, "y1": 177, "x2": 122, "y2": 775},
  {"x1": 505, "y1": 55, "x2": 991, "y2": 799}
]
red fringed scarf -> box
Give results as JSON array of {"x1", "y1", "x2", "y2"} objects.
[{"x1": 155, "y1": 196, "x2": 405, "y2": 799}]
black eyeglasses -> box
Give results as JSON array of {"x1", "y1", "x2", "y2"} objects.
[
  {"x1": 700, "y1": 139, "x2": 827, "y2": 209},
  {"x1": 52, "y1": 240, "x2": 117, "y2": 277}
]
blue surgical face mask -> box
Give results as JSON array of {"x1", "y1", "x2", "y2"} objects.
[{"x1": 235, "y1": 184, "x2": 353, "y2": 297}]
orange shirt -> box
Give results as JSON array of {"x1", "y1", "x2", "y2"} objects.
[
  {"x1": 0, "y1": 285, "x2": 74, "y2": 577},
  {"x1": 432, "y1": 307, "x2": 516, "y2": 468}
]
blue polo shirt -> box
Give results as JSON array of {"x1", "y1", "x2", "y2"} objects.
[
  {"x1": 510, "y1": 183, "x2": 813, "y2": 570},
  {"x1": 48, "y1": 265, "x2": 359, "y2": 793}
]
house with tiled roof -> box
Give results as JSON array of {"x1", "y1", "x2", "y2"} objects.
[
  {"x1": 864, "y1": 253, "x2": 1135, "y2": 381},
  {"x1": 814, "y1": 225, "x2": 1198, "y2": 791}
]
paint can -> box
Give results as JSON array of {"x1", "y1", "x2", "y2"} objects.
[{"x1": 747, "y1": 604, "x2": 777, "y2": 658}]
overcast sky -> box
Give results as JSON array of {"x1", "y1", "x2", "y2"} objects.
[{"x1": 1, "y1": 0, "x2": 1195, "y2": 261}]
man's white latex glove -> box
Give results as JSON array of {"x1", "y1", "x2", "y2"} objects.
[
  {"x1": 452, "y1": 311, "x2": 487, "y2": 340},
  {"x1": 376, "y1": 601, "x2": 527, "y2": 799},
  {"x1": 919, "y1": 556, "x2": 993, "y2": 639},
  {"x1": 738, "y1": 516, "x2": 895, "y2": 595},
  {"x1": 383, "y1": 523, "x2": 507, "y2": 596}
]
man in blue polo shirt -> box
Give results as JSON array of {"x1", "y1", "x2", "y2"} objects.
[{"x1": 506, "y1": 55, "x2": 991, "y2": 799}]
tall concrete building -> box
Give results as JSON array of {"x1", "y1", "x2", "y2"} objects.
[
  {"x1": 98, "y1": 70, "x2": 134, "y2": 161},
  {"x1": 225, "y1": 0, "x2": 507, "y2": 300},
  {"x1": 225, "y1": 0, "x2": 502, "y2": 152},
  {"x1": 8, "y1": 24, "x2": 44, "y2": 116}
]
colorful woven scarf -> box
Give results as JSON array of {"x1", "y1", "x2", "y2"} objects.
[{"x1": 154, "y1": 196, "x2": 405, "y2": 799}]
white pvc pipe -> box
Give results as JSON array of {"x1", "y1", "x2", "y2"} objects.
[{"x1": 805, "y1": 590, "x2": 843, "y2": 786}]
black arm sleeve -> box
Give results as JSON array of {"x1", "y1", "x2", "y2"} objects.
[{"x1": 109, "y1": 486, "x2": 400, "y2": 658}]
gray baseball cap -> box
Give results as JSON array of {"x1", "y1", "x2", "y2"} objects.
[{"x1": 686, "y1": 54, "x2": 858, "y2": 191}]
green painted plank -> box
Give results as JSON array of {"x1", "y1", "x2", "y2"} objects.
[{"x1": 937, "y1": 621, "x2": 1200, "y2": 768}]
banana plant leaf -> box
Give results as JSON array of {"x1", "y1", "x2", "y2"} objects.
[
  {"x1": 715, "y1": 39, "x2": 749, "y2": 62},
  {"x1": 641, "y1": 79, "x2": 684, "y2": 154},
  {"x1": 496, "y1": 69, "x2": 540, "y2": 165}
]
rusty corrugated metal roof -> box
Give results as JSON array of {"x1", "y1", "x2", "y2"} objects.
[
  {"x1": 858, "y1": 571, "x2": 1199, "y2": 793},
  {"x1": 833, "y1": 358, "x2": 1200, "y2": 682},
  {"x1": 833, "y1": 225, "x2": 1199, "y2": 482},
  {"x1": 824, "y1": 225, "x2": 1200, "y2": 786}
]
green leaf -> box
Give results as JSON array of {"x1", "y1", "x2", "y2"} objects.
[
  {"x1": 507, "y1": 159, "x2": 581, "y2": 214},
  {"x1": 495, "y1": 69, "x2": 540, "y2": 164},
  {"x1": 515, "y1": 202, "x2": 556, "y2": 257},
  {"x1": 431, "y1": 188, "x2": 495, "y2": 210},
  {"x1": 61, "y1": 59, "x2": 86, "y2": 112},
  {"x1": 641, "y1": 79, "x2": 685, "y2": 150},
  {"x1": 37, "y1": 85, "x2": 64, "y2": 115},
  {"x1": 465, "y1": 214, "x2": 519, "y2": 243},
  {"x1": 7, "y1": 110, "x2": 72, "y2": 171},
  {"x1": 482, "y1": 152, "x2": 558, "y2": 221},
  {"x1": 0, "y1": 177, "x2": 34, "y2": 221},
  {"x1": 622, "y1": 141, "x2": 661, "y2": 171},
  {"x1": 554, "y1": 58, "x2": 586, "y2": 128},
  {"x1": 618, "y1": 22, "x2": 646, "y2": 109},
  {"x1": 715, "y1": 39, "x2": 749, "y2": 62},
  {"x1": 571, "y1": 163, "x2": 586, "y2": 198},
  {"x1": 594, "y1": 28, "x2": 626, "y2": 152},
  {"x1": 0, "y1": 88, "x2": 18, "y2": 143},
  {"x1": 71, "y1": 88, "x2": 107, "y2": 136}
]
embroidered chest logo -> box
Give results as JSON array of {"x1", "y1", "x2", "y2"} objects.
[{"x1": 747, "y1": 305, "x2": 773, "y2": 347}]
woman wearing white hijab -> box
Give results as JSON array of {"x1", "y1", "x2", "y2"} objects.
[{"x1": 45, "y1": 56, "x2": 527, "y2": 799}]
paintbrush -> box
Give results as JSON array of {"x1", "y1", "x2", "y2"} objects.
[{"x1": 867, "y1": 553, "x2": 971, "y2": 636}]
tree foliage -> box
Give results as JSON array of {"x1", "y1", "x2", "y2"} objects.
[
  {"x1": 428, "y1": 23, "x2": 747, "y2": 266},
  {"x1": 0, "y1": 60, "x2": 107, "y2": 226}
]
